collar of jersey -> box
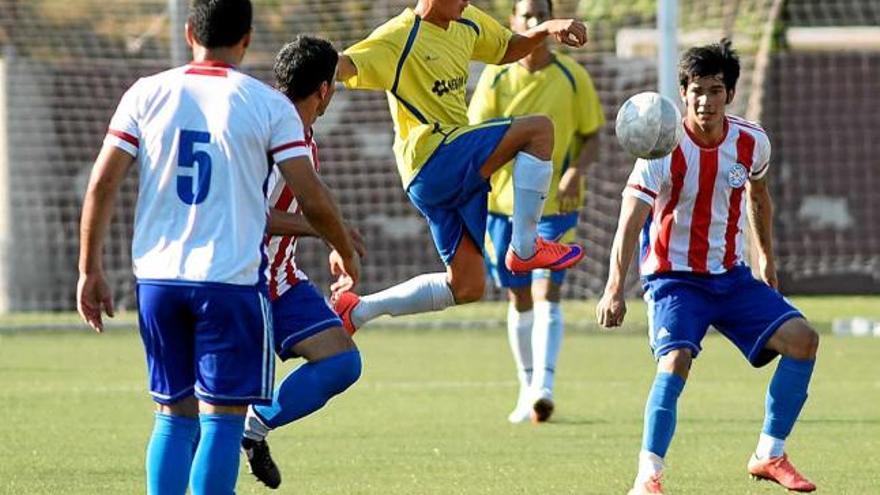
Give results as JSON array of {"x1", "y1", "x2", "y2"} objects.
[
  {"x1": 684, "y1": 116, "x2": 730, "y2": 150},
  {"x1": 189, "y1": 60, "x2": 237, "y2": 70}
]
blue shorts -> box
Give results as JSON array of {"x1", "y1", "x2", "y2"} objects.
[
  {"x1": 643, "y1": 266, "x2": 803, "y2": 367},
  {"x1": 485, "y1": 212, "x2": 579, "y2": 289},
  {"x1": 406, "y1": 119, "x2": 512, "y2": 265},
  {"x1": 136, "y1": 281, "x2": 274, "y2": 406},
  {"x1": 272, "y1": 281, "x2": 343, "y2": 360}
]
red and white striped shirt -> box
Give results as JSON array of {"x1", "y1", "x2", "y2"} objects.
[
  {"x1": 624, "y1": 115, "x2": 771, "y2": 276},
  {"x1": 265, "y1": 130, "x2": 320, "y2": 300}
]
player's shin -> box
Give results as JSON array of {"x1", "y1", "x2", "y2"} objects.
[
  {"x1": 353, "y1": 273, "x2": 455, "y2": 325},
  {"x1": 190, "y1": 413, "x2": 246, "y2": 495},
  {"x1": 758, "y1": 356, "x2": 815, "y2": 458},
  {"x1": 531, "y1": 301, "x2": 563, "y2": 395},
  {"x1": 638, "y1": 372, "x2": 686, "y2": 479},
  {"x1": 146, "y1": 412, "x2": 199, "y2": 495},
  {"x1": 510, "y1": 152, "x2": 552, "y2": 258},
  {"x1": 252, "y1": 350, "x2": 362, "y2": 430},
  {"x1": 507, "y1": 303, "x2": 534, "y2": 419}
]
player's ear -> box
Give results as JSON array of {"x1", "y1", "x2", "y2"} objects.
[
  {"x1": 241, "y1": 30, "x2": 252, "y2": 50},
  {"x1": 726, "y1": 88, "x2": 735, "y2": 104},
  {"x1": 184, "y1": 22, "x2": 195, "y2": 48}
]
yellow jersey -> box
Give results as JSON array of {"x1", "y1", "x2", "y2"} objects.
[
  {"x1": 342, "y1": 6, "x2": 512, "y2": 188},
  {"x1": 468, "y1": 52, "x2": 605, "y2": 216}
]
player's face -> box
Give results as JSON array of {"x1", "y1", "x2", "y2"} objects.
[
  {"x1": 510, "y1": 0, "x2": 552, "y2": 32},
  {"x1": 682, "y1": 74, "x2": 731, "y2": 129}
]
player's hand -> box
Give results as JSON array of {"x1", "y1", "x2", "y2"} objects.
[
  {"x1": 596, "y1": 290, "x2": 626, "y2": 328},
  {"x1": 347, "y1": 226, "x2": 367, "y2": 258},
  {"x1": 76, "y1": 272, "x2": 115, "y2": 333},
  {"x1": 542, "y1": 19, "x2": 588, "y2": 47},
  {"x1": 758, "y1": 256, "x2": 779, "y2": 289},
  {"x1": 329, "y1": 249, "x2": 361, "y2": 298},
  {"x1": 557, "y1": 167, "x2": 582, "y2": 213}
]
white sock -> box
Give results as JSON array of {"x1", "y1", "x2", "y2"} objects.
[
  {"x1": 755, "y1": 432, "x2": 785, "y2": 459},
  {"x1": 511, "y1": 152, "x2": 552, "y2": 258},
  {"x1": 636, "y1": 450, "x2": 664, "y2": 482},
  {"x1": 507, "y1": 304, "x2": 534, "y2": 405},
  {"x1": 243, "y1": 405, "x2": 271, "y2": 442},
  {"x1": 351, "y1": 273, "x2": 455, "y2": 327},
  {"x1": 531, "y1": 301, "x2": 563, "y2": 394}
]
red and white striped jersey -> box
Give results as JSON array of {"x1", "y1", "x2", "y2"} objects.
[
  {"x1": 624, "y1": 115, "x2": 771, "y2": 276},
  {"x1": 265, "y1": 130, "x2": 320, "y2": 300},
  {"x1": 104, "y1": 61, "x2": 310, "y2": 285}
]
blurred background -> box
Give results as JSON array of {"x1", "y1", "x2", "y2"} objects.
[{"x1": 0, "y1": 0, "x2": 877, "y2": 314}]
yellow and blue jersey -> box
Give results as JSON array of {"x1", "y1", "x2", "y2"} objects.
[
  {"x1": 468, "y1": 52, "x2": 605, "y2": 216},
  {"x1": 342, "y1": 5, "x2": 512, "y2": 188}
]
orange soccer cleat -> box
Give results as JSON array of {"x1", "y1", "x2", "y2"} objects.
[
  {"x1": 748, "y1": 453, "x2": 816, "y2": 492},
  {"x1": 332, "y1": 291, "x2": 361, "y2": 335},
  {"x1": 505, "y1": 237, "x2": 584, "y2": 274},
  {"x1": 627, "y1": 474, "x2": 664, "y2": 495}
]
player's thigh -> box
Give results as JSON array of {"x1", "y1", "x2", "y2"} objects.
[
  {"x1": 486, "y1": 213, "x2": 531, "y2": 295},
  {"x1": 643, "y1": 278, "x2": 714, "y2": 360},
  {"x1": 137, "y1": 283, "x2": 198, "y2": 406},
  {"x1": 193, "y1": 286, "x2": 274, "y2": 406},
  {"x1": 479, "y1": 115, "x2": 554, "y2": 177},
  {"x1": 273, "y1": 282, "x2": 350, "y2": 361},
  {"x1": 713, "y1": 270, "x2": 805, "y2": 367}
]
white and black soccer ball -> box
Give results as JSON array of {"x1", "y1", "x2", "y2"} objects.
[{"x1": 615, "y1": 91, "x2": 683, "y2": 159}]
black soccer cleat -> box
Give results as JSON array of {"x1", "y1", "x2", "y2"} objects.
[{"x1": 242, "y1": 437, "x2": 282, "y2": 489}]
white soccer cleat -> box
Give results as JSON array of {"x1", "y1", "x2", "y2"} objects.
[{"x1": 507, "y1": 404, "x2": 532, "y2": 423}]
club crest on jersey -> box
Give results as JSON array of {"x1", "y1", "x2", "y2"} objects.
[{"x1": 728, "y1": 163, "x2": 748, "y2": 188}]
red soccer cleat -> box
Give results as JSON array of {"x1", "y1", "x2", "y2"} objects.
[
  {"x1": 333, "y1": 291, "x2": 361, "y2": 335},
  {"x1": 505, "y1": 237, "x2": 584, "y2": 274},
  {"x1": 748, "y1": 453, "x2": 816, "y2": 492},
  {"x1": 627, "y1": 474, "x2": 664, "y2": 495}
]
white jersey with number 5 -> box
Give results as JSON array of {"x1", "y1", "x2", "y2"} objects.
[{"x1": 104, "y1": 61, "x2": 310, "y2": 285}]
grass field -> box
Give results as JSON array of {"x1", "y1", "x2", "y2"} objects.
[{"x1": 1, "y1": 297, "x2": 879, "y2": 494}]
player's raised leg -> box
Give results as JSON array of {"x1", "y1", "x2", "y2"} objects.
[{"x1": 747, "y1": 318, "x2": 819, "y2": 492}]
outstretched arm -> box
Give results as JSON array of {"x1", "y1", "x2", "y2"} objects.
[
  {"x1": 747, "y1": 177, "x2": 777, "y2": 288},
  {"x1": 78, "y1": 145, "x2": 134, "y2": 332},
  {"x1": 596, "y1": 196, "x2": 652, "y2": 328},
  {"x1": 499, "y1": 19, "x2": 588, "y2": 64}
]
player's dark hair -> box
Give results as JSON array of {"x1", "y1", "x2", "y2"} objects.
[
  {"x1": 187, "y1": 0, "x2": 252, "y2": 49},
  {"x1": 274, "y1": 36, "x2": 339, "y2": 102},
  {"x1": 678, "y1": 38, "x2": 740, "y2": 91},
  {"x1": 511, "y1": 0, "x2": 553, "y2": 16}
]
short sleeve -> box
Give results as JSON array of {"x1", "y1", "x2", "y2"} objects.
[
  {"x1": 467, "y1": 65, "x2": 501, "y2": 124},
  {"x1": 623, "y1": 158, "x2": 667, "y2": 205},
  {"x1": 342, "y1": 30, "x2": 400, "y2": 91},
  {"x1": 749, "y1": 131, "x2": 772, "y2": 180},
  {"x1": 465, "y1": 6, "x2": 512, "y2": 64},
  {"x1": 104, "y1": 79, "x2": 143, "y2": 157},
  {"x1": 574, "y1": 67, "x2": 605, "y2": 136},
  {"x1": 267, "y1": 96, "x2": 310, "y2": 164}
]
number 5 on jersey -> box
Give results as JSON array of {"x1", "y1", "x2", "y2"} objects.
[{"x1": 177, "y1": 129, "x2": 212, "y2": 204}]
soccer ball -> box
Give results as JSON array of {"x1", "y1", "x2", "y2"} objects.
[{"x1": 615, "y1": 91, "x2": 683, "y2": 159}]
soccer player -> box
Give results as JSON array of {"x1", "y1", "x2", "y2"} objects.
[
  {"x1": 468, "y1": 0, "x2": 604, "y2": 424},
  {"x1": 239, "y1": 36, "x2": 365, "y2": 490},
  {"x1": 76, "y1": 2, "x2": 359, "y2": 493},
  {"x1": 596, "y1": 40, "x2": 819, "y2": 494},
  {"x1": 332, "y1": 0, "x2": 589, "y2": 333}
]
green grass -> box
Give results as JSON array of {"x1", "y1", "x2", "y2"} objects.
[{"x1": 1, "y1": 297, "x2": 879, "y2": 494}]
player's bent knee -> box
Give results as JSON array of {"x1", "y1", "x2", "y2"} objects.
[
  {"x1": 793, "y1": 324, "x2": 820, "y2": 360},
  {"x1": 451, "y1": 280, "x2": 485, "y2": 304},
  {"x1": 657, "y1": 348, "x2": 693, "y2": 378},
  {"x1": 516, "y1": 115, "x2": 554, "y2": 159},
  {"x1": 321, "y1": 350, "x2": 362, "y2": 396},
  {"x1": 158, "y1": 396, "x2": 199, "y2": 418}
]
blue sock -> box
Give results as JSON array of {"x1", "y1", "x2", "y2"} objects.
[
  {"x1": 763, "y1": 356, "x2": 815, "y2": 439},
  {"x1": 189, "y1": 414, "x2": 245, "y2": 495},
  {"x1": 255, "y1": 350, "x2": 362, "y2": 429},
  {"x1": 642, "y1": 372, "x2": 686, "y2": 458},
  {"x1": 145, "y1": 413, "x2": 199, "y2": 495}
]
